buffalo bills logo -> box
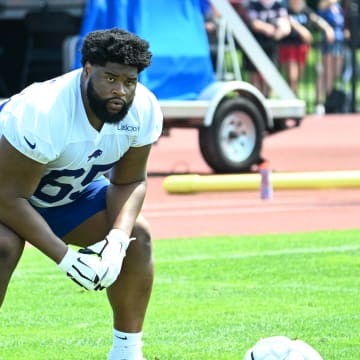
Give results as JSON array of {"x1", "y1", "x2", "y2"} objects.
[{"x1": 87, "y1": 149, "x2": 103, "y2": 161}]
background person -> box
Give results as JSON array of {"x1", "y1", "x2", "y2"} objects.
[
  {"x1": 0, "y1": 28, "x2": 163, "y2": 360},
  {"x1": 279, "y1": 0, "x2": 335, "y2": 94},
  {"x1": 316, "y1": 0, "x2": 350, "y2": 113},
  {"x1": 245, "y1": 0, "x2": 291, "y2": 97}
]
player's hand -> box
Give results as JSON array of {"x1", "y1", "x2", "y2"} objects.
[
  {"x1": 79, "y1": 229, "x2": 135, "y2": 288},
  {"x1": 57, "y1": 247, "x2": 108, "y2": 291}
]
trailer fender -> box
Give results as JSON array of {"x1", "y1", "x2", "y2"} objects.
[{"x1": 198, "y1": 81, "x2": 273, "y2": 128}]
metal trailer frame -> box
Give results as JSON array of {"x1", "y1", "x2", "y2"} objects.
[{"x1": 159, "y1": 0, "x2": 305, "y2": 173}]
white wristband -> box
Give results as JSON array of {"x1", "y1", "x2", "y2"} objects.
[
  {"x1": 57, "y1": 247, "x2": 76, "y2": 272},
  {"x1": 108, "y1": 228, "x2": 129, "y2": 240}
]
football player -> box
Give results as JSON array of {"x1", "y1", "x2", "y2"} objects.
[{"x1": 0, "y1": 28, "x2": 163, "y2": 360}]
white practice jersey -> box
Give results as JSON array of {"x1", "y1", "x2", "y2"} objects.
[{"x1": 0, "y1": 69, "x2": 163, "y2": 207}]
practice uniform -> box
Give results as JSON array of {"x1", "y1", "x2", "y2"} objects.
[{"x1": 0, "y1": 69, "x2": 163, "y2": 236}]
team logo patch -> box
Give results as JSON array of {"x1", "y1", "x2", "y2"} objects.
[{"x1": 87, "y1": 149, "x2": 103, "y2": 161}]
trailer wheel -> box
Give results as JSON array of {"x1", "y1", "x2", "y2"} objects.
[{"x1": 199, "y1": 97, "x2": 265, "y2": 173}]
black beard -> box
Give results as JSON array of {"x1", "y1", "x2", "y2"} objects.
[{"x1": 86, "y1": 79, "x2": 133, "y2": 125}]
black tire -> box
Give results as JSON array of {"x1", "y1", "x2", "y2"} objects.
[{"x1": 199, "y1": 97, "x2": 265, "y2": 173}]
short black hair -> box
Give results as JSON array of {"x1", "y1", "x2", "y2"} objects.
[{"x1": 81, "y1": 28, "x2": 152, "y2": 73}]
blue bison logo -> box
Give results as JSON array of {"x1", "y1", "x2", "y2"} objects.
[{"x1": 87, "y1": 149, "x2": 103, "y2": 161}]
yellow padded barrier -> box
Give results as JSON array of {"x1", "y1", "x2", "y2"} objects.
[{"x1": 163, "y1": 171, "x2": 360, "y2": 193}]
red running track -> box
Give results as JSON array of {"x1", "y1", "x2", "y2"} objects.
[{"x1": 145, "y1": 114, "x2": 360, "y2": 240}]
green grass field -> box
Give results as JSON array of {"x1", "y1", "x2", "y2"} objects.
[{"x1": 1, "y1": 230, "x2": 359, "y2": 359}]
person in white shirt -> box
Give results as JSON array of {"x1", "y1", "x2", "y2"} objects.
[{"x1": 0, "y1": 28, "x2": 163, "y2": 360}]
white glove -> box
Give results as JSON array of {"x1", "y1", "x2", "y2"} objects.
[
  {"x1": 79, "y1": 229, "x2": 135, "y2": 288},
  {"x1": 57, "y1": 247, "x2": 108, "y2": 291}
]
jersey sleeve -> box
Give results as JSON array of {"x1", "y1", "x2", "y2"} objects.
[
  {"x1": 0, "y1": 96, "x2": 61, "y2": 164},
  {"x1": 130, "y1": 84, "x2": 163, "y2": 147}
]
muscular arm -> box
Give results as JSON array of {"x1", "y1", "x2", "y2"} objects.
[
  {"x1": 106, "y1": 144, "x2": 152, "y2": 236},
  {"x1": 0, "y1": 136, "x2": 67, "y2": 262}
]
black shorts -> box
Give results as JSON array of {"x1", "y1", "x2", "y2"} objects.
[{"x1": 242, "y1": 40, "x2": 277, "y2": 72}]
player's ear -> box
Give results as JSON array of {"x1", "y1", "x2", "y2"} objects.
[{"x1": 83, "y1": 62, "x2": 92, "y2": 78}]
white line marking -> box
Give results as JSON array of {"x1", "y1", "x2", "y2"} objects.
[
  {"x1": 144, "y1": 203, "x2": 355, "y2": 218},
  {"x1": 144, "y1": 197, "x2": 320, "y2": 210},
  {"x1": 156, "y1": 244, "x2": 360, "y2": 263}
]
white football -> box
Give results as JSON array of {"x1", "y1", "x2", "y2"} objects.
[{"x1": 244, "y1": 336, "x2": 323, "y2": 360}]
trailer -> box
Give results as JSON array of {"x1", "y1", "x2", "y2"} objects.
[
  {"x1": 157, "y1": 0, "x2": 305, "y2": 173},
  {"x1": 160, "y1": 84, "x2": 304, "y2": 173}
]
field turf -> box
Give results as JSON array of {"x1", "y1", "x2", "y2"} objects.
[{"x1": 1, "y1": 229, "x2": 359, "y2": 359}]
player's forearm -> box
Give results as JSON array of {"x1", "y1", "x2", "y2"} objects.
[
  {"x1": 106, "y1": 180, "x2": 147, "y2": 236},
  {"x1": 0, "y1": 197, "x2": 67, "y2": 262}
]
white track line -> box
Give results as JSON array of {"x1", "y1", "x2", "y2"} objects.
[
  {"x1": 143, "y1": 203, "x2": 355, "y2": 218},
  {"x1": 144, "y1": 197, "x2": 323, "y2": 210},
  {"x1": 156, "y1": 244, "x2": 360, "y2": 263}
]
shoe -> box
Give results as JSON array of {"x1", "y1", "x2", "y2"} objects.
[
  {"x1": 315, "y1": 104, "x2": 325, "y2": 116},
  {"x1": 108, "y1": 349, "x2": 145, "y2": 360}
]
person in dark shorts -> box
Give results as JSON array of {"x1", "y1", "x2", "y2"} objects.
[
  {"x1": 244, "y1": 0, "x2": 291, "y2": 96},
  {"x1": 279, "y1": 0, "x2": 334, "y2": 94}
]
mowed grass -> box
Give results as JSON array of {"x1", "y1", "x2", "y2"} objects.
[{"x1": 1, "y1": 230, "x2": 359, "y2": 359}]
